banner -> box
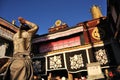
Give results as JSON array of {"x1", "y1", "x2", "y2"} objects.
[
  {"x1": 88, "y1": 44, "x2": 115, "y2": 66},
  {"x1": 36, "y1": 44, "x2": 115, "y2": 74},
  {"x1": 65, "y1": 50, "x2": 87, "y2": 73},
  {"x1": 39, "y1": 36, "x2": 81, "y2": 53},
  {"x1": 47, "y1": 53, "x2": 65, "y2": 71},
  {"x1": 32, "y1": 57, "x2": 46, "y2": 75}
]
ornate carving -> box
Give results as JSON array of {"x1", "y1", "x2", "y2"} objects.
[
  {"x1": 48, "y1": 20, "x2": 68, "y2": 33},
  {"x1": 92, "y1": 27, "x2": 105, "y2": 40}
]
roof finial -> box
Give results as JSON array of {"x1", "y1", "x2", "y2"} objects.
[
  {"x1": 90, "y1": 5, "x2": 103, "y2": 19},
  {"x1": 12, "y1": 20, "x2": 16, "y2": 25}
]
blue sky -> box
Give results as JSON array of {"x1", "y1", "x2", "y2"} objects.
[{"x1": 0, "y1": 0, "x2": 107, "y2": 35}]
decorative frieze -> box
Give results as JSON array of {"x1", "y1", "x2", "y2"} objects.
[{"x1": 0, "y1": 26, "x2": 14, "y2": 40}]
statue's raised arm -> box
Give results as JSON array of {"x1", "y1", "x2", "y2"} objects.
[{"x1": 18, "y1": 17, "x2": 38, "y2": 35}]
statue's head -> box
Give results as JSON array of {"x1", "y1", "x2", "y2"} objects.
[{"x1": 20, "y1": 24, "x2": 30, "y2": 31}]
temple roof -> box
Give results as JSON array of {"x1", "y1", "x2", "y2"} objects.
[
  {"x1": 0, "y1": 17, "x2": 18, "y2": 33},
  {"x1": 33, "y1": 17, "x2": 106, "y2": 43}
]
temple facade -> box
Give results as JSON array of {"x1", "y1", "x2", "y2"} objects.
[
  {"x1": 0, "y1": 2, "x2": 120, "y2": 79},
  {"x1": 32, "y1": 6, "x2": 120, "y2": 79}
]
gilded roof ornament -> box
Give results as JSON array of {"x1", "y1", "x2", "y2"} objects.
[
  {"x1": 90, "y1": 5, "x2": 103, "y2": 19},
  {"x1": 55, "y1": 20, "x2": 62, "y2": 26}
]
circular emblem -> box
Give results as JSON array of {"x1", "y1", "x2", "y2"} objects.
[
  {"x1": 55, "y1": 20, "x2": 62, "y2": 26},
  {"x1": 92, "y1": 27, "x2": 105, "y2": 40}
]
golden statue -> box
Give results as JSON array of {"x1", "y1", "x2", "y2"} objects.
[
  {"x1": 2, "y1": 17, "x2": 38, "y2": 80},
  {"x1": 90, "y1": 5, "x2": 103, "y2": 19}
]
